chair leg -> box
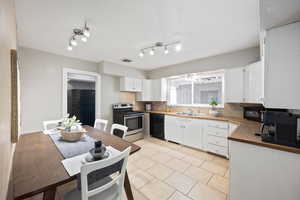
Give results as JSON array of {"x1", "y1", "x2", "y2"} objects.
[
  {"x1": 124, "y1": 171, "x2": 134, "y2": 200},
  {"x1": 43, "y1": 187, "x2": 57, "y2": 200}
]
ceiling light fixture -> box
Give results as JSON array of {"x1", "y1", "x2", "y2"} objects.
[
  {"x1": 139, "y1": 51, "x2": 144, "y2": 58},
  {"x1": 175, "y1": 43, "x2": 182, "y2": 52},
  {"x1": 164, "y1": 46, "x2": 169, "y2": 54},
  {"x1": 83, "y1": 21, "x2": 90, "y2": 38},
  {"x1": 70, "y1": 36, "x2": 77, "y2": 46},
  {"x1": 67, "y1": 21, "x2": 90, "y2": 51},
  {"x1": 139, "y1": 41, "x2": 181, "y2": 58},
  {"x1": 81, "y1": 36, "x2": 87, "y2": 42},
  {"x1": 149, "y1": 48, "x2": 155, "y2": 56}
]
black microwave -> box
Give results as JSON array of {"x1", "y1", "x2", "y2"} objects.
[{"x1": 243, "y1": 106, "x2": 265, "y2": 122}]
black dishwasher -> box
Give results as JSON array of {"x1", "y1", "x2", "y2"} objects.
[{"x1": 150, "y1": 113, "x2": 165, "y2": 140}]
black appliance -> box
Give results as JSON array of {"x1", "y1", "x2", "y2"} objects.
[
  {"x1": 150, "y1": 113, "x2": 165, "y2": 140},
  {"x1": 112, "y1": 104, "x2": 144, "y2": 136},
  {"x1": 243, "y1": 106, "x2": 265, "y2": 122},
  {"x1": 260, "y1": 110, "x2": 300, "y2": 148}
]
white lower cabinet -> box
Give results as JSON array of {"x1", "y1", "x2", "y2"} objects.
[
  {"x1": 165, "y1": 116, "x2": 183, "y2": 143},
  {"x1": 164, "y1": 115, "x2": 235, "y2": 158},
  {"x1": 182, "y1": 118, "x2": 203, "y2": 150},
  {"x1": 203, "y1": 120, "x2": 229, "y2": 158},
  {"x1": 165, "y1": 116, "x2": 203, "y2": 150}
]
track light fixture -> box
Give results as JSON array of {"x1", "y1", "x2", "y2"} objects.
[
  {"x1": 149, "y1": 48, "x2": 155, "y2": 56},
  {"x1": 139, "y1": 50, "x2": 145, "y2": 58},
  {"x1": 164, "y1": 46, "x2": 169, "y2": 54},
  {"x1": 67, "y1": 21, "x2": 90, "y2": 51},
  {"x1": 139, "y1": 41, "x2": 181, "y2": 58}
]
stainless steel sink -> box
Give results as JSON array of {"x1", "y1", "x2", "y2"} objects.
[{"x1": 176, "y1": 112, "x2": 207, "y2": 117}]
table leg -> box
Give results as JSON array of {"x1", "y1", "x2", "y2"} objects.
[
  {"x1": 43, "y1": 187, "x2": 56, "y2": 200},
  {"x1": 124, "y1": 171, "x2": 134, "y2": 200}
]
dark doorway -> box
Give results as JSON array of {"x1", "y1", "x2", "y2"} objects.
[{"x1": 67, "y1": 80, "x2": 96, "y2": 126}]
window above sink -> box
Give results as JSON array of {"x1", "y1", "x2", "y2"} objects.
[{"x1": 166, "y1": 70, "x2": 224, "y2": 108}]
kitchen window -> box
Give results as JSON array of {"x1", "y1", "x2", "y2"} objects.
[{"x1": 166, "y1": 70, "x2": 224, "y2": 107}]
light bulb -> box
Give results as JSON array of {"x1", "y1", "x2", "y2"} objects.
[
  {"x1": 139, "y1": 51, "x2": 144, "y2": 58},
  {"x1": 175, "y1": 43, "x2": 182, "y2": 52},
  {"x1": 70, "y1": 38, "x2": 77, "y2": 46},
  {"x1": 164, "y1": 46, "x2": 169, "y2": 54},
  {"x1": 81, "y1": 36, "x2": 87, "y2": 42},
  {"x1": 149, "y1": 48, "x2": 155, "y2": 56},
  {"x1": 67, "y1": 45, "x2": 73, "y2": 51},
  {"x1": 83, "y1": 29, "x2": 90, "y2": 38}
]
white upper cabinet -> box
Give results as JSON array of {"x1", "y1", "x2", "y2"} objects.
[
  {"x1": 225, "y1": 61, "x2": 263, "y2": 104},
  {"x1": 120, "y1": 77, "x2": 142, "y2": 92},
  {"x1": 136, "y1": 78, "x2": 167, "y2": 102},
  {"x1": 264, "y1": 22, "x2": 300, "y2": 109},
  {"x1": 151, "y1": 79, "x2": 167, "y2": 101},
  {"x1": 225, "y1": 67, "x2": 245, "y2": 103},
  {"x1": 136, "y1": 79, "x2": 152, "y2": 101},
  {"x1": 244, "y1": 62, "x2": 264, "y2": 104}
]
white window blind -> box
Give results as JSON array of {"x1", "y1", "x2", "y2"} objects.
[{"x1": 166, "y1": 70, "x2": 224, "y2": 107}]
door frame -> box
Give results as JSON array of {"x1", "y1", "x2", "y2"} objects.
[{"x1": 62, "y1": 68, "x2": 101, "y2": 120}]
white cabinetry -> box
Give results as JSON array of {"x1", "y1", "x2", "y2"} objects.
[
  {"x1": 165, "y1": 116, "x2": 203, "y2": 150},
  {"x1": 244, "y1": 62, "x2": 264, "y2": 103},
  {"x1": 225, "y1": 61, "x2": 263, "y2": 104},
  {"x1": 182, "y1": 118, "x2": 203, "y2": 150},
  {"x1": 120, "y1": 77, "x2": 142, "y2": 92},
  {"x1": 264, "y1": 22, "x2": 300, "y2": 109},
  {"x1": 136, "y1": 80, "x2": 152, "y2": 101},
  {"x1": 225, "y1": 67, "x2": 244, "y2": 103},
  {"x1": 165, "y1": 116, "x2": 183, "y2": 143},
  {"x1": 136, "y1": 78, "x2": 167, "y2": 101},
  {"x1": 203, "y1": 120, "x2": 229, "y2": 158}
]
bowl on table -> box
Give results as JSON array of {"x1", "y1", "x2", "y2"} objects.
[{"x1": 60, "y1": 128, "x2": 87, "y2": 142}]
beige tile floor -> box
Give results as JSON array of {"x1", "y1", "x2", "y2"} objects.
[{"x1": 25, "y1": 137, "x2": 229, "y2": 200}]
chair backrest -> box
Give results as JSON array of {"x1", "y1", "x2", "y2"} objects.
[
  {"x1": 110, "y1": 124, "x2": 128, "y2": 139},
  {"x1": 43, "y1": 120, "x2": 61, "y2": 131},
  {"x1": 94, "y1": 119, "x2": 108, "y2": 132},
  {"x1": 80, "y1": 147, "x2": 131, "y2": 200}
]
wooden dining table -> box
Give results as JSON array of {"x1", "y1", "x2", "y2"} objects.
[{"x1": 13, "y1": 125, "x2": 141, "y2": 200}]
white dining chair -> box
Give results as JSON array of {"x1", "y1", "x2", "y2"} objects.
[
  {"x1": 43, "y1": 119, "x2": 62, "y2": 134},
  {"x1": 110, "y1": 124, "x2": 128, "y2": 139},
  {"x1": 64, "y1": 147, "x2": 131, "y2": 200},
  {"x1": 94, "y1": 119, "x2": 108, "y2": 132}
]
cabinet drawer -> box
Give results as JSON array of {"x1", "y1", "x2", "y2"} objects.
[
  {"x1": 206, "y1": 144, "x2": 228, "y2": 157},
  {"x1": 206, "y1": 129, "x2": 228, "y2": 138},
  {"x1": 207, "y1": 121, "x2": 228, "y2": 129},
  {"x1": 207, "y1": 135, "x2": 228, "y2": 147}
]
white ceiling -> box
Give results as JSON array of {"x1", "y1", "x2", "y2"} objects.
[
  {"x1": 260, "y1": 0, "x2": 300, "y2": 30},
  {"x1": 15, "y1": 0, "x2": 259, "y2": 70}
]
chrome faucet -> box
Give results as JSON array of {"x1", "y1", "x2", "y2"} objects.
[{"x1": 187, "y1": 108, "x2": 193, "y2": 115}]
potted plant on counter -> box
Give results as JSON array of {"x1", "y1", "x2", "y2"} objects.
[{"x1": 209, "y1": 98, "x2": 221, "y2": 117}]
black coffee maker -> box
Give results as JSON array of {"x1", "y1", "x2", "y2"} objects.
[{"x1": 260, "y1": 110, "x2": 299, "y2": 148}]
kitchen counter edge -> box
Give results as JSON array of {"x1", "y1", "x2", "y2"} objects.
[{"x1": 141, "y1": 110, "x2": 300, "y2": 155}]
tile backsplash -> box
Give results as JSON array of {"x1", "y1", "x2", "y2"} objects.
[
  {"x1": 150, "y1": 102, "x2": 244, "y2": 118},
  {"x1": 119, "y1": 92, "x2": 144, "y2": 111}
]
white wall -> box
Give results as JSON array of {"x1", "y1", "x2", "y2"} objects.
[
  {"x1": 19, "y1": 47, "x2": 145, "y2": 134},
  {"x1": 0, "y1": 0, "x2": 17, "y2": 199},
  {"x1": 99, "y1": 61, "x2": 147, "y2": 79},
  {"x1": 147, "y1": 47, "x2": 260, "y2": 79},
  {"x1": 19, "y1": 47, "x2": 98, "y2": 133}
]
